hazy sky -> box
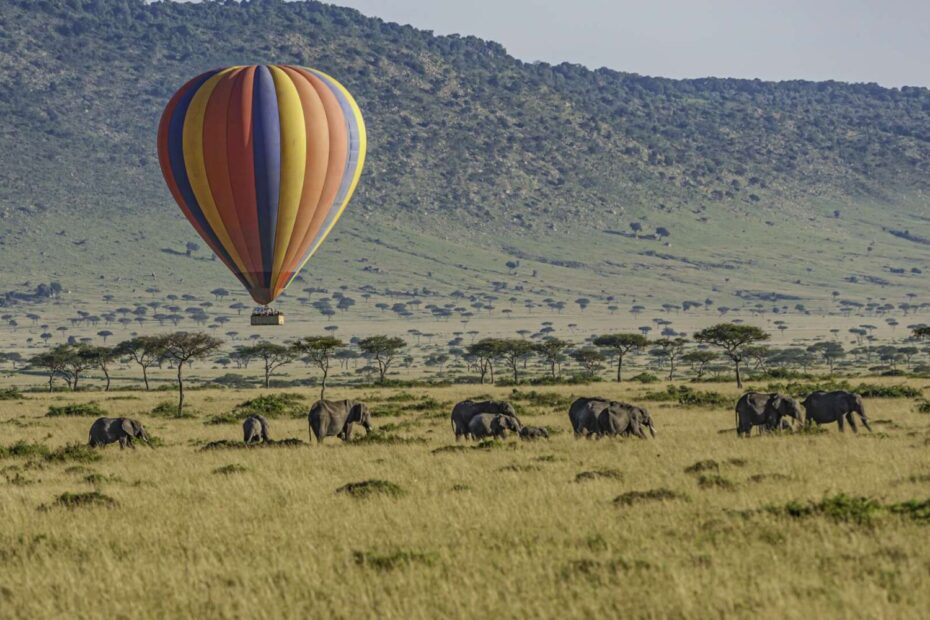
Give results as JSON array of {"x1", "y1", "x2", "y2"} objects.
[{"x1": 325, "y1": 0, "x2": 930, "y2": 87}]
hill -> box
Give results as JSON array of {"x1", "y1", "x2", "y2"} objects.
[{"x1": 1, "y1": 0, "x2": 929, "y2": 326}]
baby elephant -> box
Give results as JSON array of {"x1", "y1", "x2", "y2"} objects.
[
  {"x1": 88, "y1": 417, "x2": 150, "y2": 449},
  {"x1": 243, "y1": 415, "x2": 270, "y2": 445},
  {"x1": 519, "y1": 426, "x2": 550, "y2": 440},
  {"x1": 468, "y1": 413, "x2": 521, "y2": 439}
]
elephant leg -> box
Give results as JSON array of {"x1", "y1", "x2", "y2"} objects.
[
  {"x1": 127, "y1": 437, "x2": 135, "y2": 449},
  {"x1": 118, "y1": 436, "x2": 127, "y2": 449},
  {"x1": 859, "y1": 413, "x2": 873, "y2": 433},
  {"x1": 343, "y1": 425, "x2": 353, "y2": 442},
  {"x1": 836, "y1": 415, "x2": 845, "y2": 432},
  {"x1": 846, "y1": 412, "x2": 858, "y2": 433}
]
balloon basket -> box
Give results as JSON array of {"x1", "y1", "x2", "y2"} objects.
[{"x1": 251, "y1": 311, "x2": 284, "y2": 326}]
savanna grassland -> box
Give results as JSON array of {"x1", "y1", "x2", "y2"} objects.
[{"x1": 2, "y1": 379, "x2": 930, "y2": 618}]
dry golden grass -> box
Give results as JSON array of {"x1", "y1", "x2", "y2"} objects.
[{"x1": 1, "y1": 379, "x2": 929, "y2": 618}]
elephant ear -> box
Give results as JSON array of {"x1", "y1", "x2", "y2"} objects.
[
  {"x1": 120, "y1": 418, "x2": 136, "y2": 436},
  {"x1": 768, "y1": 394, "x2": 783, "y2": 412}
]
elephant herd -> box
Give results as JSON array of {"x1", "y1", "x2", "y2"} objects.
[
  {"x1": 735, "y1": 390, "x2": 872, "y2": 436},
  {"x1": 82, "y1": 389, "x2": 872, "y2": 450}
]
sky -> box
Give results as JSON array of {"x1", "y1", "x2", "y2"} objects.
[{"x1": 323, "y1": 0, "x2": 930, "y2": 87}]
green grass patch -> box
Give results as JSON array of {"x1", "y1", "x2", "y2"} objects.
[
  {"x1": 766, "y1": 380, "x2": 921, "y2": 399},
  {"x1": 45, "y1": 443, "x2": 102, "y2": 464},
  {"x1": 213, "y1": 464, "x2": 248, "y2": 475},
  {"x1": 431, "y1": 445, "x2": 469, "y2": 455},
  {"x1": 51, "y1": 491, "x2": 117, "y2": 509},
  {"x1": 0, "y1": 387, "x2": 23, "y2": 400},
  {"x1": 629, "y1": 373, "x2": 660, "y2": 384},
  {"x1": 46, "y1": 402, "x2": 106, "y2": 417},
  {"x1": 575, "y1": 469, "x2": 623, "y2": 483},
  {"x1": 200, "y1": 438, "x2": 305, "y2": 450},
  {"x1": 498, "y1": 463, "x2": 541, "y2": 473},
  {"x1": 473, "y1": 439, "x2": 517, "y2": 451},
  {"x1": 352, "y1": 548, "x2": 436, "y2": 571},
  {"x1": 336, "y1": 479, "x2": 405, "y2": 499},
  {"x1": 917, "y1": 400, "x2": 930, "y2": 414},
  {"x1": 684, "y1": 459, "x2": 719, "y2": 474},
  {"x1": 510, "y1": 389, "x2": 573, "y2": 408},
  {"x1": 349, "y1": 431, "x2": 426, "y2": 446},
  {"x1": 83, "y1": 473, "x2": 122, "y2": 485},
  {"x1": 697, "y1": 474, "x2": 736, "y2": 490},
  {"x1": 614, "y1": 488, "x2": 685, "y2": 506},
  {"x1": 0, "y1": 441, "x2": 51, "y2": 459},
  {"x1": 150, "y1": 401, "x2": 196, "y2": 418}
]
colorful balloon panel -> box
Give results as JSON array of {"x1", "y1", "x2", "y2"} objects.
[{"x1": 157, "y1": 65, "x2": 366, "y2": 305}]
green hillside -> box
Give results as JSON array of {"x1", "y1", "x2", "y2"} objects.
[{"x1": 1, "y1": 0, "x2": 929, "y2": 319}]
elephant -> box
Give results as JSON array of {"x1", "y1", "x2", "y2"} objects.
[
  {"x1": 243, "y1": 415, "x2": 270, "y2": 445},
  {"x1": 735, "y1": 392, "x2": 804, "y2": 436},
  {"x1": 451, "y1": 400, "x2": 518, "y2": 440},
  {"x1": 519, "y1": 425, "x2": 550, "y2": 440},
  {"x1": 596, "y1": 402, "x2": 656, "y2": 439},
  {"x1": 568, "y1": 397, "x2": 610, "y2": 438},
  {"x1": 88, "y1": 417, "x2": 150, "y2": 449},
  {"x1": 308, "y1": 399, "x2": 372, "y2": 444},
  {"x1": 802, "y1": 391, "x2": 872, "y2": 433},
  {"x1": 467, "y1": 413, "x2": 522, "y2": 439}
]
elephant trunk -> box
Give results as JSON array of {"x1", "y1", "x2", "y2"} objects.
[{"x1": 648, "y1": 423, "x2": 656, "y2": 438}]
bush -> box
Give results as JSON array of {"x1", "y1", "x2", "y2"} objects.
[
  {"x1": 614, "y1": 488, "x2": 685, "y2": 506},
  {"x1": 917, "y1": 401, "x2": 930, "y2": 414},
  {"x1": 349, "y1": 431, "x2": 426, "y2": 446},
  {"x1": 0, "y1": 441, "x2": 51, "y2": 459},
  {"x1": 213, "y1": 464, "x2": 247, "y2": 475},
  {"x1": 233, "y1": 393, "x2": 306, "y2": 419},
  {"x1": 46, "y1": 402, "x2": 106, "y2": 417},
  {"x1": 641, "y1": 385, "x2": 728, "y2": 407},
  {"x1": 150, "y1": 401, "x2": 196, "y2": 418},
  {"x1": 210, "y1": 374, "x2": 258, "y2": 389},
  {"x1": 45, "y1": 443, "x2": 102, "y2": 464},
  {"x1": 575, "y1": 469, "x2": 623, "y2": 483},
  {"x1": 352, "y1": 549, "x2": 435, "y2": 570},
  {"x1": 629, "y1": 373, "x2": 660, "y2": 384},
  {"x1": 51, "y1": 491, "x2": 117, "y2": 509},
  {"x1": 336, "y1": 479, "x2": 405, "y2": 498},
  {"x1": 684, "y1": 460, "x2": 719, "y2": 474},
  {"x1": 0, "y1": 387, "x2": 23, "y2": 400},
  {"x1": 697, "y1": 474, "x2": 736, "y2": 490}
]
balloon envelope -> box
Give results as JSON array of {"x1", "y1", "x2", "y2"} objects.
[{"x1": 157, "y1": 65, "x2": 366, "y2": 305}]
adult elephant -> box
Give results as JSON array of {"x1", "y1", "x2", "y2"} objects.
[
  {"x1": 735, "y1": 392, "x2": 803, "y2": 437},
  {"x1": 468, "y1": 413, "x2": 522, "y2": 439},
  {"x1": 308, "y1": 400, "x2": 372, "y2": 444},
  {"x1": 451, "y1": 400, "x2": 518, "y2": 440},
  {"x1": 88, "y1": 417, "x2": 151, "y2": 449},
  {"x1": 802, "y1": 391, "x2": 872, "y2": 433},
  {"x1": 243, "y1": 415, "x2": 270, "y2": 445},
  {"x1": 597, "y1": 402, "x2": 656, "y2": 439},
  {"x1": 568, "y1": 397, "x2": 610, "y2": 438}
]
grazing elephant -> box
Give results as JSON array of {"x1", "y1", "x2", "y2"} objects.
[
  {"x1": 735, "y1": 392, "x2": 803, "y2": 437},
  {"x1": 468, "y1": 413, "x2": 522, "y2": 439},
  {"x1": 519, "y1": 426, "x2": 550, "y2": 440},
  {"x1": 451, "y1": 400, "x2": 518, "y2": 440},
  {"x1": 568, "y1": 397, "x2": 610, "y2": 438},
  {"x1": 802, "y1": 391, "x2": 872, "y2": 433},
  {"x1": 596, "y1": 402, "x2": 656, "y2": 439},
  {"x1": 243, "y1": 415, "x2": 270, "y2": 444},
  {"x1": 88, "y1": 417, "x2": 150, "y2": 449},
  {"x1": 308, "y1": 399, "x2": 372, "y2": 444}
]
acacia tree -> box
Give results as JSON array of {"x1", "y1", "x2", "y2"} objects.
[
  {"x1": 497, "y1": 338, "x2": 537, "y2": 383},
  {"x1": 535, "y1": 338, "x2": 569, "y2": 379},
  {"x1": 807, "y1": 341, "x2": 845, "y2": 374},
  {"x1": 571, "y1": 347, "x2": 606, "y2": 376},
  {"x1": 62, "y1": 345, "x2": 99, "y2": 391},
  {"x1": 682, "y1": 350, "x2": 716, "y2": 379},
  {"x1": 240, "y1": 341, "x2": 295, "y2": 389},
  {"x1": 28, "y1": 346, "x2": 71, "y2": 392},
  {"x1": 592, "y1": 333, "x2": 648, "y2": 382},
  {"x1": 694, "y1": 324, "x2": 769, "y2": 388},
  {"x1": 292, "y1": 336, "x2": 344, "y2": 399},
  {"x1": 650, "y1": 337, "x2": 688, "y2": 381},
  {"x1": 913, "y1": 325, "x2": 930, "y2": 340},
  {"x1": 358, "y1": 336, "x2": 406, "y2": 383},
  {"x1": 158, "y1": 332, "x2": 223, "y2": 416},
  {"x1": 85, "y1": 345, "x2": 117, "y2": 392},
  {"x1": 115, "y1": 336, "x2": 166, "y2": 391},
  {"x1": 467, "y1": 338, "x2": 503, "y2": 384}
]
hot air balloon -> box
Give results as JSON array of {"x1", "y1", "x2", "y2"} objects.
[{"x1": 157, "y1": 65, "x2": 366, "y2": 324}]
